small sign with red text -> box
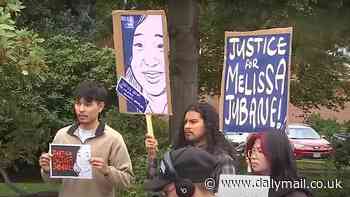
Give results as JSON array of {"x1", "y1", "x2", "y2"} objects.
[{"x1": 50, "y1": 144, "x2": 92, "y2": 179}]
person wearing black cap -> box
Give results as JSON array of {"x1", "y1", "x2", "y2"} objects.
[{"x1": 144, "y1": 146, "x2": 218, "y2": 197}]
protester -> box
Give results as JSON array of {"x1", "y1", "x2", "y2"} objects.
[
  {"x1": 146, "y1": 102, "x2": 238, "y2": 192},
  {"x1": 245, "y1": 130, "x2": 312, "y2": 197},
  {"x1": 144, "y1": 146, "x2": 217, "y2": 197},
  {"x1": 39, "y1": 80, "x2": 134, "y2": 197}
]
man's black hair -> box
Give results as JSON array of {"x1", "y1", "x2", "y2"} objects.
[
  {"x1": 74, "y1": 80, "x2": 107, "y2": 103},
  {"x1": 174, "y1": 102, "x2": 238, "y2": 167}
]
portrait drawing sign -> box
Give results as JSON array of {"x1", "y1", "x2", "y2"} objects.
[{"x1": 112, "y1": 10, "x2": 172, "y2": 115}]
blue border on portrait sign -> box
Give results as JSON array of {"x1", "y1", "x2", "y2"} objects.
[
  {"x1": 222, "y1": 32, "x2": 291, "y2": 133},
  {"x1": 116, "y1": 77, "x2": 149, "y2": 113},
  {"x1": 121, "y1": 14, "x2": 145, "y2": 113}
]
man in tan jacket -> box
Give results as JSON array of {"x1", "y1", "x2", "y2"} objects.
[{"x1": 39, "y1": 80, "x2": 133, "y2": 197}]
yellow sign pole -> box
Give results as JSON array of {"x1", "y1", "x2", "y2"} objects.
[{"x1": 145, "y1": 114, "x2": 154, "y2": 137}]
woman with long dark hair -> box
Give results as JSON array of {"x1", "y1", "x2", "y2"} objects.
[{"x1": 245, "y1": 130, "x2": 312, "y2": 197}]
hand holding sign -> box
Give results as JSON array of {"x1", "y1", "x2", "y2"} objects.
[
  {"x1": 39, "y1": 152, "x2": 52, "y2": 173},
  {"x1": 90, "y1": 157, "x2": 110, "y2": 176},
  {"x1": 145, "y1": 134, "x2": 158, "y2": 160}
]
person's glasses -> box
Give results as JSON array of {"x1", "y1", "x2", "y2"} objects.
[{"x1": 247, "y1": 147, "x2": 263, "y2": 158}]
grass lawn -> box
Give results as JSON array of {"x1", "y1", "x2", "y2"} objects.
[{"x1": 0, "y1": 182, "x2": 59, "y2": 196}]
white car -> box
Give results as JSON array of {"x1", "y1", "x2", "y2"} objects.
[
  {"x1": 225, "y1": 133, "x2": 250, "y2": 144},
  {"x1": 226, "y1": 133, "x2": 250, "y2": 154}
]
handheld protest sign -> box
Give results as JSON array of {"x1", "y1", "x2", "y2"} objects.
[
  {"x1": 112, "y1": 10, "x2": 172, "y2": 115},
  {"x1": 220, "y1": 27, "x2": 292, "y2": 133},
  {"x1": 49, "y1": 144, "x2": 92, "y2": 179}
]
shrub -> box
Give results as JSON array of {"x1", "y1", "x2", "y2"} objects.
[
  {"x1": 305, "y1": 113, "x2": 340, "y2": 138},
  {"x1": 306, "y1": 113, "x2": 350, "y2": 169},
  {"x1": 105, "y1": 110, "x2": 170, "y2": 197}
]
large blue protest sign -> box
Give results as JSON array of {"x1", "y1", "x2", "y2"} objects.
[
  {"x1": 220, "y1": 28, "x2": 292, "y2": 133},
  {"x1": 112, "y1": 10, "x2": 172, "y2": 115}
]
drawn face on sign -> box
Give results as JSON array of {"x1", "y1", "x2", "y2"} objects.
[{"x1": 130, "y1": 15, "x2": 166, "y2": 97}]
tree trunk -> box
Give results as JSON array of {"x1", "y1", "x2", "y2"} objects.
[
  {"x1": 168, "y1": 0, "x2": 200, "y2": 144},
  {"x1": 0, "y1": 167, "x2": 27, "y2": 195}
]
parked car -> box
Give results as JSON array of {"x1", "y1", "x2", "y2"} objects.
[
  {"x1": 226, "y1": 133, "x2": 250, "y2": 144},
  {"x1": 333, "y1": 132, "x2": 350, "y2": 142},
  {"x1": 286, "y1": 124, "x2": 334, "y2": 159}
]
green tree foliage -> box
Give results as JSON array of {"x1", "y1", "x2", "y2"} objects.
[
  {"x1": 17, "y1": 0, "x2": 96, "y2": 40},
  {"x1": 0, "y1": 0, "x2": 45, "y2": 71},
  {"x1": 1, "y1": 0, "x2": 118, "y2": 192},
  {"x1": 40, "y1": 34, "x2": 116, "y2": 121},
  {"x1": 16, "y1": 0, "x2": 167, "y2": 42},
  {"x1": 15, "y1": 0, "x2": 350, "y2": 111},
  {"x1": 0, "y1": 0, "x2": 55, "y2": 194},
  {"x1": 95, "y1": 0, "x2": 166, "y2": 43},
  {"x1": 306, "y1": 113, "x2": 341, "y2": 137},
  {"x1": 0, "y1": 65, "x2": 53, "y2": 168},
  {"x1": 199, "y1": 0, "x2": 350, "y2": 111},
  {"x1": 0, "y1": 0, "x2": 49, "y2": 170}
]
